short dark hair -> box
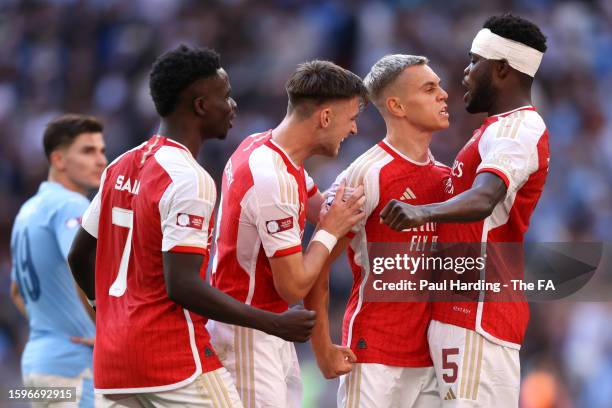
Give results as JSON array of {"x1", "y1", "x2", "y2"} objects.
[
  {"x1": 286, "y1": 60, "x2": 368, "y2": 115},
  {"x1": 149, "y1": 44, "x2": 221, "y2": 117},
  {"x1": 43, "y1": 114, "x2": 103, "y2": 159},
  {"x1": 484, "y1": 14, "x2": 547, "y2": 53}
]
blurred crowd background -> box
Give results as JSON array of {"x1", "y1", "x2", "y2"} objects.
[{"x1": 0, "y1": 0, "x2": 611, "y2": 407}]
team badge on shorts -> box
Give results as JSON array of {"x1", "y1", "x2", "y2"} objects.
[
  {"x1": 176, "y1": 213, "x2": 204, "y2": 230},
  {"x1": 266, "y1": 217, "x2": 293, "y2": 234}
]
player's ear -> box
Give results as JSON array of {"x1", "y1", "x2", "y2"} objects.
[
  {"x1": 319, "y1": 107, "x2": 332, "y2": 129},
  {"x1": 49, "y1": 149, "x2": 66, "y2": 171},
  {"x1": 385, "y1": 96, "x2": 404, "y2": 118},
  {"x1": 193, "y1": 96, "x2": 207, "y2": 117},
  {"x1": 495, "y1": 59, "x2": 511, "y2": 80}
]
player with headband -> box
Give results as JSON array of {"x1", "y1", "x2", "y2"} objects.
[{"x1": 379, "y1": 14, "x2": 549, "y2": 407}]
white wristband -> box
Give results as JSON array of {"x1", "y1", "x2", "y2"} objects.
[{"x1": 312, "y1": 229, "x2": 338, "y2": 253}]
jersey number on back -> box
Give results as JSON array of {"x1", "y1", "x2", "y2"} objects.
[
  {"x1": 13, "y1": 228, "x2": 41, "y2": 302},
  {"x1": 109, "y1": 207, "x2": 133, "y2": 297}
]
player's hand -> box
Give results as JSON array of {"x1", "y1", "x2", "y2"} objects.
[
  {"x1": 70, "y1": 336, "x2": 95, "y2": 347},
  {"x1": 319, "y1": 182, "x2": 366, "y2": 238},
  {"x1": 269, "y1": 305, "x2": 316, "y2": 343},
  {"x1": 315, "y1": 344, "x2": 357, "y2": 379},
  {"x1": 380, "y1": 199, "x2": 430, "y2": 231}
]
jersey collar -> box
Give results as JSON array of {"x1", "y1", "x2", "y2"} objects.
[
  {"x1": 484, "y1": 105, "x2": 536, "y2": 125},
  {"x1": 266, "y1": 135, "x2": 300, "y2": 171},
  {"x1": 380, "y1": 139, "x2": 433, "y2": 166},
  {"x1": 151, "y1": 135, "x2": 191, "y2": 154}
]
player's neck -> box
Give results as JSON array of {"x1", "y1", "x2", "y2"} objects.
[
  {"x1": 488, "y1": 91, "x2": 532, "y2": 116},
  {"x1": 157, "y1": 121, "x2": 201, "y2": 158},
  {"x1": 385, "y1": 125, "x2": 432, "y2": 163},
  {"x1": 271, "y1": 117, "x2": 310, "y2": 166},
  {"x1": 47, "y1": 168, "x2": 87, "y2": 196}
]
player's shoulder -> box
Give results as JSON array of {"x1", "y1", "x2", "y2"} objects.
[
  {"x1": 343, "y1": 143, "x2": 392, "y2": 187},
  {"x1": 248, "y1": 143, "x2": 290, "y2": 180},
  {"x1": 248, "y1": 144, "x2": 299, "y2": 205},
  {"x1": 154, "y1": 145, "x2": 215, "y2": 202},
  {"x1": 484, "y1": 108, "x2": 546, "y2": 140}
]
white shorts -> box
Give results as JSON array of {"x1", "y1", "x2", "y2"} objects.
[
  {"x1": 207, "y1": 321, "x2": 302, "y2": 408},
  {"x1": 427, "y1": 320, "x2": 520, "y2": 408},
  {"x1": 97, "y1": 367, "x2": 243, "y2": 408},
  {"x1": 23, "y1": 368, "x2": 95, "y2": 407},
  {"x1": 337, "y1": 363, "x2": 440, "y2": 408}
]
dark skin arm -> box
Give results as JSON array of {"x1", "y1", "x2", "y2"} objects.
[
  {"x1": 68, "y1": 227, "x2": 98, "y2": 300},
  {"x1": 163, "y1": 252, "x2": 315, "y2": 342},
  {"x1": 380, "y1": 173, "x2": 507, "y2": 230},
  {"x1": 68, "y1": 227, "x2": 315, "y2": 342}
]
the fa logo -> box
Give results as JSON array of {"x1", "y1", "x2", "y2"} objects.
[{"x1": 451, "y1": 160, "x2": 463, "y2": 178}]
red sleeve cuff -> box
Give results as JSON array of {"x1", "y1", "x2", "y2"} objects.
[
  {"x1": 346, "y1": 231, "x2": 356, "y2": 239},
  {"x1": 169, "y1": 245, "x2": 208, "y2": 256},
  {"x1": 477, "y1": 167, "x2": 510, "y2": 188},
  {"x1": 307, "y1": 185, "x2": 318, "y2": 198},
  {"x1": 271, "y1": 245, "x2": 302, "y2": 258}
]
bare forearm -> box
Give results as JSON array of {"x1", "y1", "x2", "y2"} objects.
[
  {"x1": 423, "y1": 187, "x2": 499, "y2": 223},
  {"x1": 304, "y1": 267, "x2": 333, "y2": 353},
  {"x1": 169, "y1": 276, "x2": 276, "y2": 334}
]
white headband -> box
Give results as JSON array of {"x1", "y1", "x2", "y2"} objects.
[{"x1": 470, "y1": 28, "x2": 543, "y2": 77}]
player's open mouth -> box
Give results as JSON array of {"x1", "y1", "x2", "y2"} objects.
[{"x1": 440, "y1": 106, "x2": 449, "y2": 117}]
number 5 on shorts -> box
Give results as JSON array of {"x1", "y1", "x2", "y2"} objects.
[
  {"x1": 442, "y1": 348, "x2": 459, "y2": 383},
  {"x1": 109, "y1": 207, "x2": 134, "y2": 297}
]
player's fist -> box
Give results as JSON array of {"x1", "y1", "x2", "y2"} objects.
[
  {"x1": 380, "y1": 199, "x2": 430, "y2": 231},
  {"x1": 319, "y1": 182, "x2": 366, "y2": 238},
  {"x1": 268, "y1": 305, "x2": 316, "y2": 343},
  {"x1": 315, "y1": 344, "x2": 357, "y2": 379}
]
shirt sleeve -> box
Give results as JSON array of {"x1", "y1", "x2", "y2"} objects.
[
  {"x1": 52, "y1": 196, "x2": 90, "y2": 260},
  {"x1": 476, "y1": 113, "x2": 545, "y2": 193},
  {"x1": 249, "y1": 148, "x2": 303, "y2": 258},
  {"x1": 160, "y1": 170, "x2": 216, "y2": 256}
]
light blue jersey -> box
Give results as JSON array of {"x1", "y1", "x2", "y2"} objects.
[{"x1": 10, "y1": 181, "x2": 95, "y2": 403}]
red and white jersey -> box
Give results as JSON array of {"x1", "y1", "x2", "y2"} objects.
[
  {"x1": 82, "y1": 135, "x2": 222, "y2": 393},
  {"x1": 211, "y1": 131, "x2": 317, "y2": 313},
  {"x1": 433, "y1": 106, "x2": 550, "y2": 348},
  {"x1": 330, "y1": 140, "x2": 450, "y2": 367}
]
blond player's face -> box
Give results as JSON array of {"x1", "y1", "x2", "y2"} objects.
[
  {"x1": 395, "y1": 64, "x2": 449, "y2": 131},
  {"x1": 60, "y1": 132, "x2": 107, "y2": 190},
  {"x1": 323, "y1": 96, "x2": 360, "y2": 157}
]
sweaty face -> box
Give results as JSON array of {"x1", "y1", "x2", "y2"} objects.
[
  {"x1": 199, "y1": 68, "x2": 237, "y2": 140},
  {"x1": 391, "y1": 64, "x2": 449, "y2": 132},
  {"x1": 463, "y1": 53, "x2": 497, "y2": 114},
  {"x1": 321, "y1": 96, "x2": 360, "y2": 157},
  {"x1": 61, "y1": 132, "x2": 107, "y2": 190}
]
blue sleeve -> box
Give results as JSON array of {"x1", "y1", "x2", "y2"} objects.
[{"x1": 51, "y1": 197, "x2": 90, "y2": 260}]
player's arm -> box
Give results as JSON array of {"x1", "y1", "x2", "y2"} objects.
[
  {"x1": 68, "y1": 227, "x2": 97, "y2": 302},
  {"x1": 10, "y1": 281, "x2": 27, "y2": 317},
  {"x1": 306, "y1": 190, "x2": 324, "y2": 225},
  {"x1": 163, "y1": 252, "x2": 315, "y2": 342},
  {"x1": 380, "y1": 172, "x2": 507, "y2": 230},
  {"x1": 304, "y1": 236, "x2": 356, "y2": 379},
  {"x1": 269, "y1": 183, "x2": 365, "y2": 304}
]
